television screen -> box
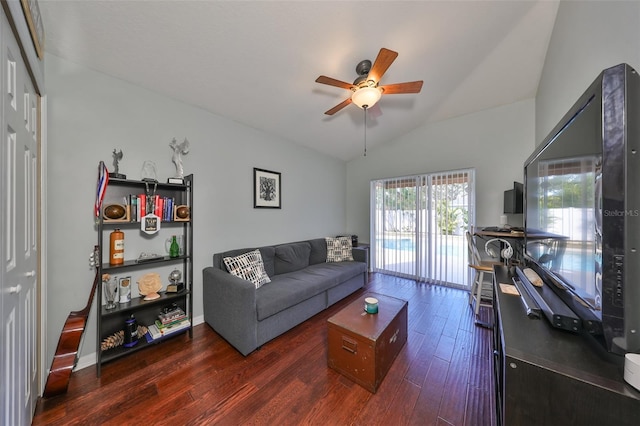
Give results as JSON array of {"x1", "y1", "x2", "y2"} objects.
[
  {"x1": 525, "y1": 93, "x2": 602, "y2": 316},
  {"x1": 503, "y1": 182, "x2": 523, "y2": 214},
  {"x1": 524, "y1": 63, "x2": 640, "y2": 354}
]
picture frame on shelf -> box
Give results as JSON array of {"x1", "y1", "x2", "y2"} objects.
[
  {"x1": 118, "y1": 276, "x2": 132, "y2": 303},
  {"x1": 253, "y1": 168, "x2": 281, "y2": 209}
]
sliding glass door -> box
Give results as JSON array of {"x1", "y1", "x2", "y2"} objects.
[
  {"x1": 372, "y1": 176, "x2": 420, "y2": 278},
  {"x1": 371, "y1": 169, "x2": 475, "y2": 289}
]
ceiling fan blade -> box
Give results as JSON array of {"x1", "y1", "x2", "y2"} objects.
[
  {"x1": 380, "y1": 81, "x2": 424, "y2": 94},
  {"x1": 367, "y1": 48, "x2": 398, "y2": 83},
  {"x1": 315, "y1": 76, "x2": 354, "y2": 90},
  {"x1": 324, "y1": 98, "x2": 352, "y2": 115}
]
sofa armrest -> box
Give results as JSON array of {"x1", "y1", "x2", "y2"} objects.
[
  {"x1": 202, "y1": 267, "x2": 258, "y2": 356},
  {"x1": 352, "y1": 247, "x2": 367, "y2": 263}
]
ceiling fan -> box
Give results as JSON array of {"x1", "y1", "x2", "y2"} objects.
[{"x1": 315, "y1": 48, "x2": 423, "y2": 115}]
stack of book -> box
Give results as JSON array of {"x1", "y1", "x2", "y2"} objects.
[
  {"x1": 146, "y1": 307, "x2": 190, "y2": 341},
  {"x1": 127, "y1": 194, "x2": 177, "y2": 222}
]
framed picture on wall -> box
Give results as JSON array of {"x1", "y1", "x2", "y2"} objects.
[
  {"x1": 20, "y1": 0, "x2": 44, "y2": 59},
  {"x1": 253, "y1": 168, "x2": 281, "y2": 209}
]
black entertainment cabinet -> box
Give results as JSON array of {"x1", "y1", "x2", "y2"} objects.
[{"x1": 492, "y1": 265, "x2": 640, "y2": 425}]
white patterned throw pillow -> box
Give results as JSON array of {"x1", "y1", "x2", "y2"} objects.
[
  {"x1": 325, "y1": 237, "x2": 354, "y2": 262},
  {"x1": 223, "y1": 249, "x2": 271, "y2": 288}
]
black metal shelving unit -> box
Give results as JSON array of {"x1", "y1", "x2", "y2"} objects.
[{"x1": 95, "y1": 175, "x2": 193, "y2": 376}]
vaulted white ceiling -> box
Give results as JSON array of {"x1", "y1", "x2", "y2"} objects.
[{"x1": 39, "y1": 1, "x2": 558, "y2": 161}]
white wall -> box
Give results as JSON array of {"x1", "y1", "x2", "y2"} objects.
[
  {"x1": 345, "y1": 99, "x2": 535, "y2": 241},
  {"x1": 45, "y1": 54, "x2": 347, "y2": 365},
  {"x1": 536, "y1": 1, "x2": 640, "y2": 143}
]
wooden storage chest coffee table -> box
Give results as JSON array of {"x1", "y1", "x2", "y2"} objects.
[{"x1": 327, "y1": 293, "x2": 408, "y2": 393}]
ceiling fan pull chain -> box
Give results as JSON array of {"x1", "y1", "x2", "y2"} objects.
[{"x1": 364, "y1": 106, "x2": 368, "y2": 157}]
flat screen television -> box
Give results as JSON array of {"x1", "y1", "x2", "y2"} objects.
[
  {"x1": 524, "y1": 63, "x2": 640, "y2": 355},
  {"x1": 503, "y1": 181, "x2": 523, "y2": 214}
]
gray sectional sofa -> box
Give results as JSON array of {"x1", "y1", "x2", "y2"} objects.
[{"x1": 202, "y1": 238, "x2": 367, "y2": 356}]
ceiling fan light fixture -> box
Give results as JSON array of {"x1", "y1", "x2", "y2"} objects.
[
  {"x1": 351, "y1": 86, "x2": 382, "y2": 109},
  {"x1": 316, "y1": 48, "x2": 421, "y2": 115}
]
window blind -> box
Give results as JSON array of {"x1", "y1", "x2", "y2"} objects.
[{"x1": 371, "y1": 169, "x2": 475, "y2": 289}]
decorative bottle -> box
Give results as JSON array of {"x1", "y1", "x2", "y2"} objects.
[
  {"x1": 169, "y1": 235, "x2": 180, "y2": 258},
  {"x1": 123, "y1": 314, "x2": 138, "y2": 348},
  {"x1": 109, "y1": 229, "x2": 125, "y2": 265}
]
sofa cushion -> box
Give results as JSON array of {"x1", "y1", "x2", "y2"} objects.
[
  {"x1": 308, "y1": 238, "x2": 328, "y2": 265},
  {"x1": 256, "y1": 272, "x2": 330, "y2": 320},
  {"x1": 325, "y1": 237, "x2": 354, "y2": 262},
  {"x1": 255, "y1": 262, "x2": 366, "y2": 320},
  {"x1": 223, "y1": 249, "x2": 271, "y2": 288},
  {"x1": 305, "y1": 261, "x2": 366, "y2": 286},
  {"x1": 274, "y1": 242, "x2": 311, "y2": 275}
]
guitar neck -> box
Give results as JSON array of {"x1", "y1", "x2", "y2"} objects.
[
  {"x1": 43, "y1": 246, "x2": 101, "y2": 398},
  {"x1": 75, "y1": 269, "x2": 100, "y2": 316}
]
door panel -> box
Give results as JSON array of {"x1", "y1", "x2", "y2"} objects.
[{"x1": 1, "y1": 10, "x2": 39, "y2": 425}]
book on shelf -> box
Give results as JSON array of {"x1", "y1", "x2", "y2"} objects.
[
  {"x1": 155, "y1": 195, "x2": 161, "y2": 220},
  {"x1": 155, "y1": 316, "x2": 187, "y2": 329},
  {"x1": 147, "y1": 318, "x2": 190, "y2": 339},
  {"x1": 158, "y1": 307, "x2": 186, "y2": 324},
  {"x1": 129, "y1": 195, "x2": 138, "y2": 222},
  {"x1": 162, "y1": 318, "x2": 190, "y2": 333},
  {"x1": 147, "y1": 324, "x2": 163, "y2": 340},
  {"x1": 139, "y1": 193, "x2": 146, "y2": 217},
  {"x1": 164, "y1": 198, "x2": 174, "y2": 221}
]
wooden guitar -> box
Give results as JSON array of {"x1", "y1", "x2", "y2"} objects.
[{"x1": 43, "y1": 246, "x2": 100, "y2": 398}]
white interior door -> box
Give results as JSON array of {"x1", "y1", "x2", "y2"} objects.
[{"x1": 1, "y1": 10, "x2": 39, "y2": 425}]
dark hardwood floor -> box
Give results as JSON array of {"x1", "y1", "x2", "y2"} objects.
[{"x1": 33, "y1": 273, "x2": 495, "y2": 425}]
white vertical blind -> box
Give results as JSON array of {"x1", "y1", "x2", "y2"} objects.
[{"x1": 371, "y1": 169, "x2": 475, "y2": 288}]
